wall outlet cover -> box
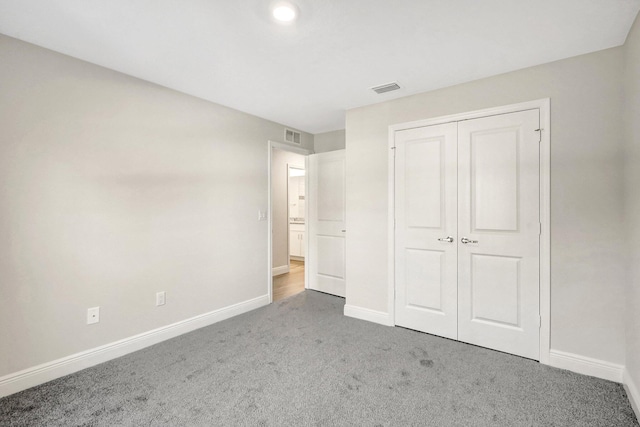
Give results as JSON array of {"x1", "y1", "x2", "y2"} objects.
[{"x1": 87, "y1": 307, "x2": 100, "y2": 325}]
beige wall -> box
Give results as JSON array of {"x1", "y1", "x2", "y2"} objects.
[
  {"x1": 271, "y1": 148, "x2": 305, "y2": 270},
  {"x1": 345, "y1": 47, "x2": 627, "y2": 364},
  {"x1": 624, "y1": 13, "x2": 640, "y2": 398},
  {"x1": 314, "y1": 129, "x2": 346, "y2": 153},
  {"x1": 0, "y1": 35, "x2": 311, "y2": 377}
]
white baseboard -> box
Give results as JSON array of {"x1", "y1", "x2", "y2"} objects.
[
  {"x1": 272, "y1": 265, "x2": 290, "y2": 276},
  {"x1": 0, "y1": 294, "x2": 270, "y2": 398},
  {"x1": 548, "y1": 349, "x2": 624, "y2": 383},
  {"x1": 624, "y1": 369, "x2": 640, "y2": 421},
  {"x1": 344, "y1": 304, "x2": 393, "y2": 327}
]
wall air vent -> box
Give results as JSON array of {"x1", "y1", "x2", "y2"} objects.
[
  {"x1": 285, "y1": 128, "x2": 301, "y2": 145},
  {"x1": 371, "y1": 82, "x2": 401, "y2": 94}
]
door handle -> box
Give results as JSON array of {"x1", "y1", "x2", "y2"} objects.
[
  {"x1": 461, "y1": 237, "x2": 478, "y2": 244},
  {"x1": 437, "y1": 236, "x2": 454, "y2": 243}
]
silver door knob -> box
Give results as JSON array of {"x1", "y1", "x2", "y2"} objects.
[
  {"x1": 438, "y1": 236, "x2": 454, "y2": 243},
  {"x1": 461, "y1": 237, "x2": 478, "y2": 244}
]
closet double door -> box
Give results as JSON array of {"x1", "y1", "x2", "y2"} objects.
[{"x1": 394, "y1": 109, "x2": 541, "y2": 360}]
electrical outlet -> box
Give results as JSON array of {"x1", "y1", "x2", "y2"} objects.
[
  {"x1": 156, "y1": 291, "x2": 166, "y2": 306},
  {"x1": 87, "y1": 307, "x2": 100, "y2": 324}
]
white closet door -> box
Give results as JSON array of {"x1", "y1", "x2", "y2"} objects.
[
  {"x1": 308, "y1": 150, "x2": 346, "y2": 297},
  {"x1": 394, "y1": 123, "x2": 458, "y2": 339},
  {"x1": 457, "y1": 110, "x2": 541, "y2": 360}
]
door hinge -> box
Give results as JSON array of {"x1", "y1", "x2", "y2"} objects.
[
  {"x1": 539, "y1": 222, "x2": 542, "y2": 235},
  {"x1": 538, "y1": 315, "x2": 542, "y2": 329},
  {"x1": 534, "y1": 128, "x2": 543, "y2": 143}
]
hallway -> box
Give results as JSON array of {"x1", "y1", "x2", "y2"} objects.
[{"x1": 273, "y1": 260, "x2": 305, "y2": 301}]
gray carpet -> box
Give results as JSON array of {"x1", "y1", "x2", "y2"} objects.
[{"x1": 0, "y1": 290, "x2": 637, "y2": 426}]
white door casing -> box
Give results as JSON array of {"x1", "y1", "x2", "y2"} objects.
[
  {"x1": 394, "y1": 123, "x2": 459, "y2": 339},
  {"x1": 457, "y1": 110, "x2": 540, "y2": 360},
  {"x1": 392, "y1": 107, "x2": 543, "y2": 361},
  {"x1": 308, "y1": 150, "x2": 346, "y2": 297}
]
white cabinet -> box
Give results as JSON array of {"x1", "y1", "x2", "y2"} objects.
[{"x1": 289, "y1": 223, "x2": 305, "y2": 258}]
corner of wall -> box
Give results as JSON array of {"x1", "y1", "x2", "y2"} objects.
[
  {"x1": 344, "y1": 304, "x2": 393, "y2": 326},
  {"x1": 625, "y1": 368, "x2": 640, "y2": 421},
  {"x1": 624, "y1": 369, "x2": 640, "y2": 420}
]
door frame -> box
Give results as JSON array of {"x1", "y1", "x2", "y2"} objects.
[
  {"x1": 387, "y1": 99, "x2": 551, "y2": 364},
  {"x1": 267, "y1": 140, "x2": 312, "y2": 303}
]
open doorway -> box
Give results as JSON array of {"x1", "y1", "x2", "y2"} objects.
[
  {"x1": 268, "y1": 142, "x2": 311, "y2": 302},
  {"x1": 273, "y1": 163, "x2": 305, "y2": 301}
]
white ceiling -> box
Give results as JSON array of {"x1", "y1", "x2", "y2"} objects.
[{"x1": 1, "y1": 1, "x2": 639, "y2": 134}]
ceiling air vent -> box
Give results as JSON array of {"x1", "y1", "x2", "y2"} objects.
[
  {"x1": 371, "y1": 82, "x2": 401, "y2": 94},
  {"x1": 285, "y1": 128, "x2": 301, "y2": 145}
]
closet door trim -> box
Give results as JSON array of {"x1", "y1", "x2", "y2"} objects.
[{"x1": 388, "y1": 98, "x2": 551, "y2": 365}]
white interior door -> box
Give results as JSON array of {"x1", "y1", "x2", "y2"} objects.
[
  {"x1": 308, "y1": 150, "x2": 346, "y2": 297},
  {"x1": 457, "y1": 110, "x2": 540, "y2": 360},
  {"x1": 393, "y1": 109, "x2": 541, "y2": 360},
  {"x1": 394, "y1": 123, "x2": 458, "y2": 339}
]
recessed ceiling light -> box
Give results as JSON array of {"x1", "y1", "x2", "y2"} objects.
[{"x1": 272, "y1": 2, "x2": 297, "y2": 23}]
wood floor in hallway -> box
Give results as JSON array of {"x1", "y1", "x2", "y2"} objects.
[{"x1": 273, "y1": 260, "x2": 305, "y2": 302}]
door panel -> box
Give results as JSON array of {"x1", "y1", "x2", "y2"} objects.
[
  {"x1": 317, "y1": 235, "x2": 345, "y2": 278},
  {"x1": 394, "y1": 123, "x2": 458, "y2": 340},
  {"x1": 405, "y1": 249, "x2": 444, "y2": 312},
  {"x1": 308, "y1": 150, "x2": 346, "y2": 297},
  {"x1": 471, "y1": 130, "x2": 519, "y2": 231},
  {"x1": 458, "y1": 109, "x2": 540, "y2": 360},
  {"x1": 318, "y1": 159, "x2": 345, "y2": 222},
  {"x1": 470, "y1": 254, "x2": 521, "y2": 327},
  {"x1": 406, "y1": 140, "x2": 444, "y2": 228}
]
